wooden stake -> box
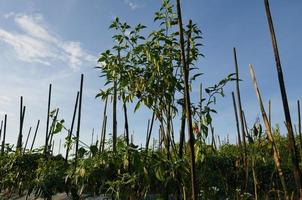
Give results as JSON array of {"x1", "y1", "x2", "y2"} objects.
[{"x1": 249, "y1": 64, "x2": 288, "y2": 198}]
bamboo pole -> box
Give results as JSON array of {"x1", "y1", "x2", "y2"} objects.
[
  {"x1": 249, "y1": 64, "x2": 288, "y2": 198},
  {"x1": 264, "y1": 0, "x2": 302, "y2": 195},
  {"x1": 297, "y1": 100, "x2": 302, "y2": 162},
  {"x1": 0, "y1": 120, "x2": 3, "y2": 143},
  {"x1": 99, "y1": 96, "x2": 108, "y2": 153},
  {"x1": 17, "y1": 97, "x2": 25, "y2": 151},
  {"x1": 175, "y1": 0, "x2": 196, "y2": 197},
  {"x1": 23, "y1": 127, "x2": 32, "y2": 154},
  {"x1": 232, "y1": 92, "x2": 242, "y2": 148},
  {"x1": 233, "y1": 47, "x2": 249, "y2": 191},
  {"x1": 65, "y1": 92, "x2": 79, "y2": 161},
  {"x1": 44, "y1": 84, "x2": 52, "y2": 156},
  {"x1": 1, "y1": 115, "x2": 7, "y2": 155},
  {"x1": 30, "y1": 120, "x2": 40, "y2": 152},
  {"x1": 75, "y1": 74, "x2": 84, "y2": 166},
  {"x1": 48, "y1": 109, "x2": 59, "y2": 150},
  {"x1": 146, "y1": 112, "x2": 155, "y2": 151},
  {"x1": 101, "y1": 116, "x2": 107, "y2": 152}
]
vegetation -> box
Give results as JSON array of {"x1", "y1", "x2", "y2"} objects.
[{"x1": 0, "y1": 0, "x2": 302, "y2": 199}]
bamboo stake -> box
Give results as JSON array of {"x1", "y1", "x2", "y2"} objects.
[
  {"x1": 48, "y1": 109, "x2": 59, "y2": 152},
  {"x1": 1, "y1": 115, "x2": 7, "y2": 155},
  {"x1": 297, "y1": 100, "x2": 302, "y2": 162},
  {"x1": 264, "y1": 0, "x2": 302, "y2": 195},
  {"x1": 23, "y1": 127, "x2": 32, "y2": 154},
  {"x1": 101, "y1": 116, "x2": 107, "y2": 152},
  {"x1": 232, "y1": 92, "x2": 242, "y2": 148},
  {"x1": 0, "y1": 120, "x2": 3, "y2": 143},
  {"x1": 249, "y1": 64, "x2": 288, "y2": 198},
  {"x1": 75, "y1": 74, "x2": 84, "y2": 166},
  {"x1": 146, "y1": 112, "x2": 155, "y2": 151},
  {"x1": 233, "y1": 47, "x2": 248, "y2": 191},
  {"x1": 175, "y1": 0, "x2": 196, "y2": 197},
  {"x1": 113, "y1": 80, "x2": 117, "y2": 152},
  {"x1": 44, "y1": 84, "x2": 52, "y2": 156},
  {"x1": 65, "y1": 92, "x2": 79, "y2": 161},
  {"x1": 30, "y1": 120, "x2": 40, "y2": 152},
  {"x1": 17, "y1": 97, "x2": 25, "y2": 151},
  {"x1": 99, "y1": 96, "x2": 108, "y2": 153}
]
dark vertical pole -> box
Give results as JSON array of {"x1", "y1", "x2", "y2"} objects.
[
  {"x1": 232, "y1": 92, "x2": 242, "y2": 149},
  {"x1": 233, "y1": 47, "x2": 248, "y2": 190},
  {"x1": 44, "y1": 84, "x2": 52, "y2": 156},
  {"x1": 145, "y1": 112, "x2": 155, "y2": 152},
  {"x1": 0, "y1": 120, "x2": 3, "y2": 143},
  {"x1": 176, "y1": 0, "x2": 196, "y2": 198},
  {"x1": 1, "y1": 115, "x2": 7, "y2": 155},
  {"x1": 30, "y1": 120, "x2": 40, "y2": 152},
  {"x1": 99, "y1": 96, "x2": 108, "y2": 153},
  {"x1": 113, "y1": 79, "x2": 117, "y2": 152},
  {"x1": 48, "y1": 109, "x2": 59, "y2": 152},
  {"x1": 298, "y1": 100, "x2": 302, "y2": 162},
  {"x1": 65, "y1": 92, "x2": 79, "y2": 161},
  {"x1": 17, "y1": 96, "x2": 25, "y2": 151},
  {"x1": 75, "y1": 74, "x2": 84, "y2": 166},
  {"x1": 123, "y1": 101, "x2": 129, "y2": 146},
  {"x1": 23, "y1": 127, "x2": 32, "y2": 154},
  {"x1": 101, "y1": 116, "x2": 107, "y2": 152},
  {"x1": 264, "y1": 0, "x2": 302, "y2": 195}
]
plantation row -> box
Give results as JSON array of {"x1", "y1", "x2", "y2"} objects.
[
  {"x1": 0, "y1": 133, "x2": 300, "y2": 199},
  {"x1": 1, "y1": 0, "x2": 302, "y2": 199}
]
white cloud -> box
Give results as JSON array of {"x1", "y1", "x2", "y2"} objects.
[
  {"x1": 0, "y1": 13, "x2": 96, "y2": 70},
  {"x1": 124, "y1": 0, "x2": 140, "y2": 10}
]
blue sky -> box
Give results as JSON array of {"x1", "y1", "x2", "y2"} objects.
[{"x1": 0, "y1": 0, "x2": 301, "y2": 153}]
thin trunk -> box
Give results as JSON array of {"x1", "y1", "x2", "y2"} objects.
[
  {"x1": 252, "y1": 158, "x2": 258, "y2": 200},
  {"x1": 102, "y1": 116, "x2": 107, "y2": 152},
  {"x1": 179, "y1": 101, "x2": 186, "y2": 158},
  {"x1": 233, "y1": 47, "x2": 248, "y2": 191},
  {"x1": 23, "y1": 127, "x2": 32, "y2": 154},
  {"x1": 75, "y1": 74, "x2": 84, "y2": 167},
  {"x1": 176, "y1": 1, "x2": 196, "y2": 198},
  {"x1": 210, "y1": 123, "x2": 217, "y2": 150},
  {"x1": 179, "y1": 19, "x2": 193, "y2": 159},
  {"x1": 1, "y1": 115, "x2": 7, "y2": 155},
  {"x1": 113, "y1": 80, "x2": 117, "y2": 152},
  {"x1": 65, "y1": 92, "x2": 79, "y2": 161},
  {"x1": 30, "y1": 120, "x2": 40, "y2": 152},
  {"x1": 249, "y1": 64, "x2": 288, "y2": 198},
  {"x1": 44, "y1": 84, "x2": 52, "y2": 156}
]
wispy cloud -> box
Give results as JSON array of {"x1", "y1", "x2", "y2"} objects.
[
  {"x1": 0, "y1": 13, "x2": 96, "y2": 70},
  {"x1": 124, "y1": 0, "x2": 140, "y2": 10}
]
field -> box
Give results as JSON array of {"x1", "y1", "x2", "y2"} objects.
[{"x1": 1, "y1": 0, "x2": 302, "y2": 199}]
